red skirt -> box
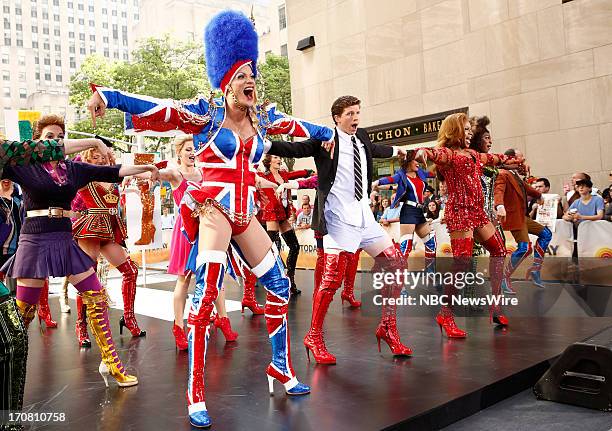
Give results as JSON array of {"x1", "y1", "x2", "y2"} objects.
[{"x1": 72, "y1": 213, "x2": 127, "y2": 245}]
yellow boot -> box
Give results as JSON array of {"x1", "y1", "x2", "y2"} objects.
[
  {"x1": 15, "y1": 299, "x2": 37, "y2": 329},
  {"x1": 81, "y1": 289, "x2": 138, "y2": 387}
]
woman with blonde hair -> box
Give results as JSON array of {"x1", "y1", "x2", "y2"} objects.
[{"x1": 417, "y1": 113, "x2": 522, "y2": 338}]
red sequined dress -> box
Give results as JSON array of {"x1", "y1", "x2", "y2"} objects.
[
  {"x1": 257, "y1": 169, "x2": 310, "y2": 222},
  {"x1": 423, "y1": 147, "x2": 509, "y2": 232},
  {"x1": 72, "y1": 182, "x2": 127, "y2": 244}
]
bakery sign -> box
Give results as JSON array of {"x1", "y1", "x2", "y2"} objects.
[{"x1": 366, "y1": 107, "x2": 468, "y2": 146}]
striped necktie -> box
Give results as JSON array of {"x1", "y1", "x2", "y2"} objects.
[{"x1": 352, "y1": 135, "x2": 363, "y2": 201}]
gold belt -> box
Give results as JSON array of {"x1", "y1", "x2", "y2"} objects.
[
  {"x1": 85, "y1": 208, "x2": 119, "y2": 215},
  {"x1": 26, "y1": 207, "x2": 82, "y2": 219}
]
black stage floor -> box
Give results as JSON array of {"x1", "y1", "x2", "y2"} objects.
[{"x1": 19, "y1": 270, "x2": 612, "y2": 431}]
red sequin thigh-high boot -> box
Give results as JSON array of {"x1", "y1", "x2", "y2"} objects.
[
  {"x1": 75, "y1": 295, "x2": 91, "y2": 347},
  {"x1": 436, "y1": 238, "x2": 472, "y2": 338},
  {"x1": 313, "y1": 246, "x2": 325, "y2": 300},
  {"x1": 117, "y1": 258, "x2": 145, "y2": 337},
  {"x1": 374, "y1": 245, "x2": 413, "y2": 356},
  {"x1": 303, "y1": 251, "x2": 349, "y2": 364},
  {"x1": 241, "y1": 269, "x2": 264, "y2": 315},
  {"x1": 341, "y1": 248, "x2": 362, "y2": 308},
  {"x1": 481, "y1": 232, "x2": 509, "y2": 327},
  {"x1": 37, "y1": 280, "x2": 57, "y2": 328}
]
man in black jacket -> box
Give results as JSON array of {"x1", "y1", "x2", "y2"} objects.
[{"x1": 268, "y1": 95, "x2": 412, "y2": 364}]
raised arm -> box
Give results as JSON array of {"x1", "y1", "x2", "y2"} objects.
[
  {"x1": 0, "y1": 138, "x2": 65, "y2": 167},
  {"x1": 477, "y1": 151, "x2": 523, "y2": 167},
  {"x1": 263, "y1": 104, "x2": 334, "y2": 142},
  {"x1": 285, "y1": 169, "x2": 313, "y2": 181},
  {"x1": 416, "y1": 147, "x2": 452, "y2": 166},
  {"x1": 376, "y1": 172, "x2": 402, "y2": 187},
  {"x1": 87, "y1": 84, "x2": 210, "y2": 134}
]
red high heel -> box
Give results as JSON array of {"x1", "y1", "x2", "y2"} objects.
[
  {"x1": 490, "y1": 312, "x2": 509, "y2": 327},
  {"x1": 172, "y1": 323, "x2": 188, "y2": 350},
  {"x1": 435, "y1": 312, "x2": 467, "y2": 338},
  {"x1": 303, "y1": 330, "x2": 336, "y2": 364},
  {"x1": 375, "y1": 321, "x2": 412, "y2": 356},
  {"x1": 213, "y1": 316, "x2": 238, "y2": 342},
  {"x1": 37, "y1": 281, "x2": 57, "y2": 328},
  {"x1": 241, "y1": 270, "x2": 264, "y2": 315}
]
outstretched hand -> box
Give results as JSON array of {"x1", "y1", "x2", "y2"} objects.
[
  {"x1": 87, "y1": 91, "x2": 107, "y2": 128},
  {"x1": 321, "y1": 139, "x2": 335, "y2": 159}
]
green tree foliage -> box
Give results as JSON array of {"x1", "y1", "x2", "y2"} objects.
[
  {"x1": 257, "y1": 53, "x2": 292, "y2": 115},
  {"x1": 257, "y1": 53, "x2": 294, "y2": 169}
]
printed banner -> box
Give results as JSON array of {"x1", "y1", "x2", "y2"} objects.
[
  {"x1": 577, "y1": 220, "x2": 612, "y2": 258},
  {"x1": 4, "y1": 110, "x2": 42, "y2": 140},
  {"x1": 536, "y1": 193, "x2": 561, "y2": 232}
]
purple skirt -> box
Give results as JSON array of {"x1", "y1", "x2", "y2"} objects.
[{"x1": 1, "y1": 231, "x2": 95, "y2": 279}]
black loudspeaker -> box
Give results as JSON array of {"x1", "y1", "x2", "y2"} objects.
[{"x1": 534, "y1": 326, "x2": 612, "y2": 411}]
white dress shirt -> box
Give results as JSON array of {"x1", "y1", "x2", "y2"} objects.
[{"x1": 323, "y1": 128, "x2": 373, "y2": 227}]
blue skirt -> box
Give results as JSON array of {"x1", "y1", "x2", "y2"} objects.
[
  {"x1": 400, "y1": 204, "x2": 427, "y2": 225},
  {"x1": 1, "y1": 231, "x2": 94, "y2": 279}
]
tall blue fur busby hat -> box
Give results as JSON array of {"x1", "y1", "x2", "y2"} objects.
[{"x1": 204, "y1": 10, "x2": 259, "y2": 93}]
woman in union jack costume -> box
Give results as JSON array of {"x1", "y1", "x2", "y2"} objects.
[{"x1": 87, "y1": 10, "x2": 333, "y2": 428}]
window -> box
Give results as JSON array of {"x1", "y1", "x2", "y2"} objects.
[
  {"x1": 3, "y1": 37, "x2": 9, "y2": 46},
  {"x1": 69, "y1": 45, "x2": 75, "y2": 53},
  {"x1": 15, "y1": 23, "x2": 21, "y2": 31},
  {"x1": 278, "y1": 5, "x2": 287, "y2": 30},
  {"x1": 67, "y1": 2, "x2": 73, "y2": 8},
  {"x1": 70, "y1": 58, "x2": 76, "y2": 68},
  {"x1": 103, "y1": 36, "x2": 108, "y2": 43},
  {"x1": 68, "y1": 17, "x2": 74, "y2": 23},
  {"x1": 1, "y1": 70, "x2": 8, "y2": 81},
  {"x1": 78, "y1": 3, "x2": 83, "y2": 10},
  {"x1": 134, "y1": 13, "x2": 139, "y2": 21},
  {"x1": 16, "y1": 37, "x2": 22, "y2": 47},
  {"x1": 31, "y1": 9, "x2": 37, "y2": 17},
  {"x1": 1, "y1": 54, "x2": 8, "y2": 64},
  {"x1": 121, "y1": 11, "x2": 126, "y2": 18},
  {"x1": 3, "y1": 20, "x2": 9, "y2": 30},
  {"x1": 18, "y1": 55, "x2": 25, "y2": 66},
  {"x1": 89, "y1": 34, "x2": 95, "y2": 41},
  {"x1": 2, "y1": 87, "x2": 10, "y2": 98},
  {"x1": 88, "y1": 5, "x2": 94, "y2": 12},
  {"x1": 2, "y1": 6, "x2": 9, "y2": 14},
  {"x1": 122, "y1": 37, "x2": 128, "y2": 46},
  {"x1": 19, "y1": 88, "x2": 26, "y2": 99},
  {"x1": 34, "y1": 56, "x2": 39, "y2": 64},
  {"x1": 31, "y1": 40, "x2": 38, "y2": 48},
  {"x1": 54, "y1": 44, "x2": 60, "y2": 51},
  {"x1": 43, "y1": 57, "x2": 50, "y2": 65},
  {"x1": 123, "y1": 52, "x2": 128, "y2": 60},
  {"x1": 55, "y1": 74, "x2": 62, "y2": 82},
  {"x1": 15, "y1": 7, "x2": 21, "y2": 15},
  {"x1": 42, "y1": 26, "x2": 49, "y2": 34},
  {"x1": 88, "y1": 20, "x2": 94, "y2": 26},
  {"x1": 103, "y1": 49, "x2": 109, "y2": 57},
  {"x1": 53, "y1": 0, "x2": 59, "y2": 5},
  {"x1": 102, "y1": 8, "x2": 107, "y2": 14},
  {"x1": 78, "y1": 18, "x2": 84, "y2": 25},
  {"x1": 113, "y1": 51, "x2": 119, "y2": 59},
  {"x1": 42, "y1": 11, "x2": 48, "y2": 19},
  {"x1": 69, "y1": 31, "x2": 74, "y2": 38},
  {"x1": 35, "y1": 71, "x2": 40, "y2": 80},
  {"x1": 79, "y1": 33, "x2": 84, "y2": 40},
  {"x1": 80, "y1": 47, "x2": 85, "y2": 54},
  {"x1": 18, "y1": 72, "x2": 25, "y2": 81},
  {"x1": 280, "y1": 44, "x2": 288, "y2": 57},
  {"x1": 102, "y1": 22, "x2": 107, "y2": 29},
  {"x1": 44, "y1": 73, "x2": 51, "y2": 81},
  {"x1": 55, "y1": 59, "x2": 61, "y2": 66},
  {"x1": 54, "y1": 28, "x2": 60, "y2": 36},
  {"x1": 32, "y1": 25, "x2": 38, "y2": 33},
  {"x1": 43, "y1": 42, "x2": 49, "y2": 49},
  {"x1": 112, "y1": 10, "x2": 117, "y2": 16},
  {"x1": 53, "y1": 14, "x2": 59, "y2": 21},
  {"x1": 112, "y1": 24, "x2": 118, "y2": 39}
]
